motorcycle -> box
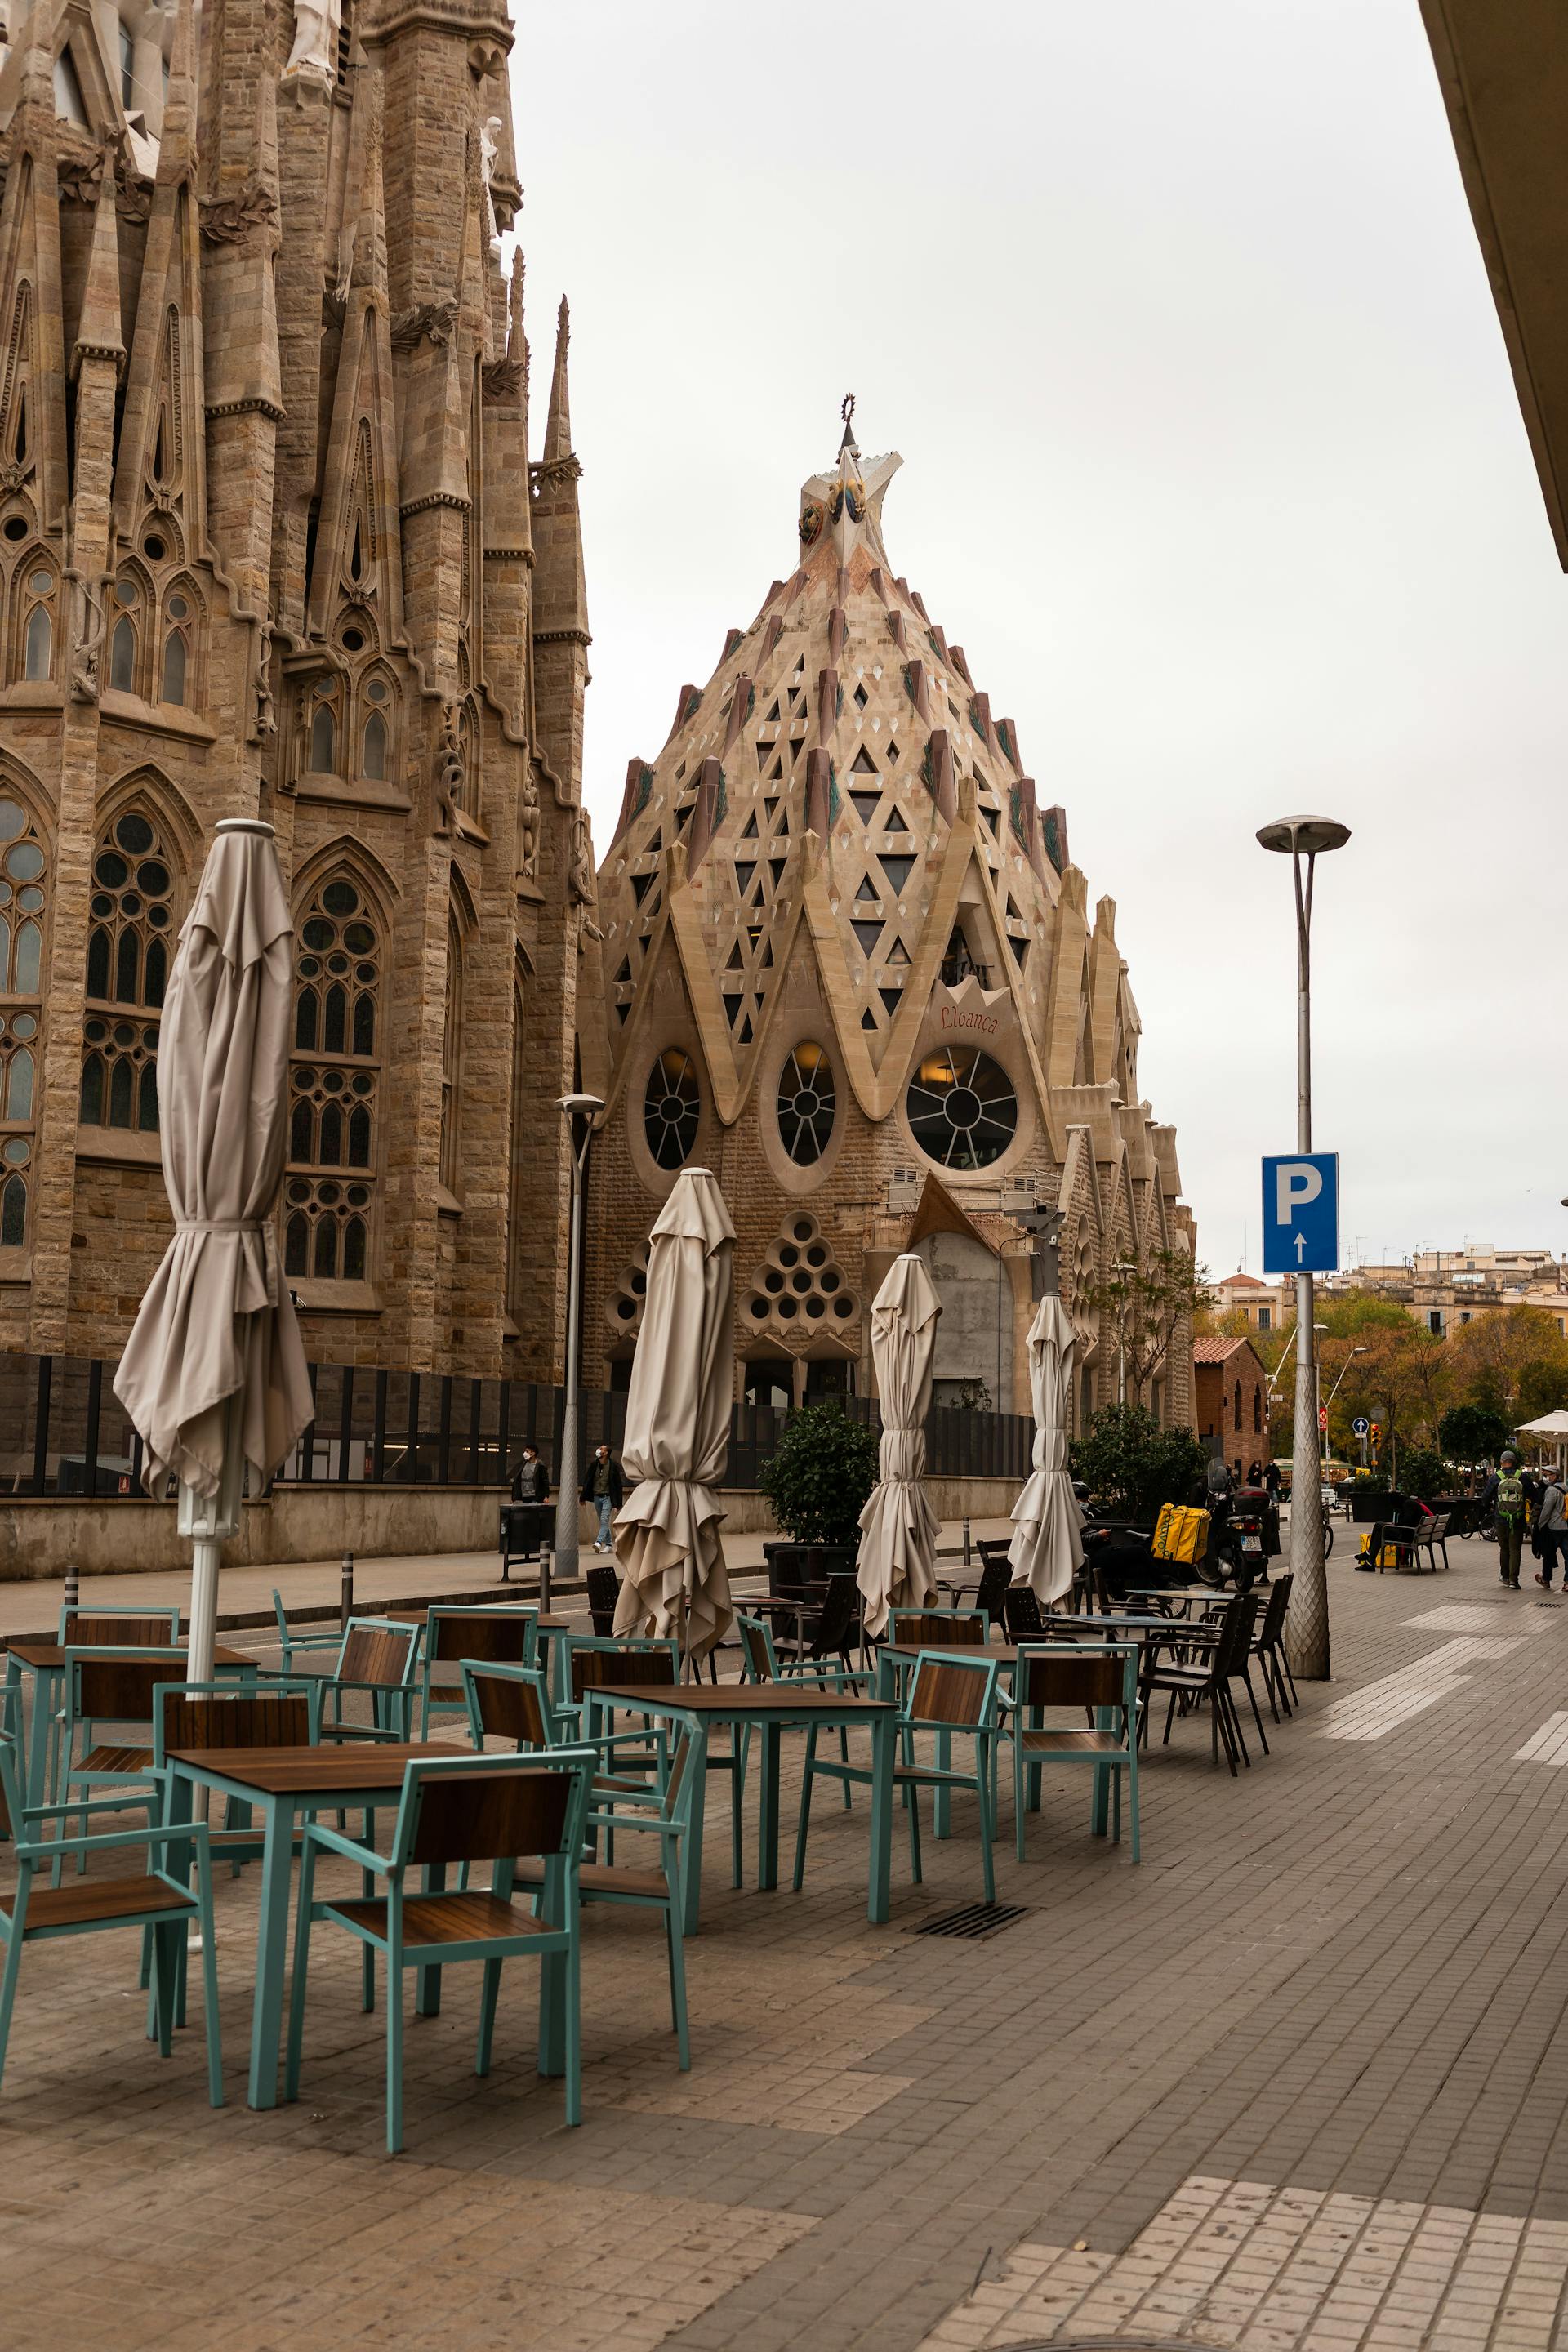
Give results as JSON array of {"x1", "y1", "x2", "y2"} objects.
[{"x1": 1196, "y1": 1496, "x2": 1268, "y2": 1591}]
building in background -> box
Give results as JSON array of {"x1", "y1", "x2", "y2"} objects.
[
  {"x1": 578, "y1": 415, "x2": 1196, "y2": 1428},
  {"x1": 1193, "y1": 1334, "x2": 1269, "y2": 1477},
  {"x1": 0, "y1": 0, "x2": 591, "y2": 1379},
  {"x1": 1322, "y1": 1249, "x2": 1568, "y2": 1338},
  {"x1": 1213, "y1": 1272, "x2": 1280, "y2": 1332}
]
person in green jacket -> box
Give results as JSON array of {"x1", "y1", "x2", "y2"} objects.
[{"x1": 1488, "y1": 1450, "x2": 1530, "y2": 1588}]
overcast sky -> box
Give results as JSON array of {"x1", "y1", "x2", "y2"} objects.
[{"x1": 510, "y1": 0, "x2": 1567, "y2": 1278}]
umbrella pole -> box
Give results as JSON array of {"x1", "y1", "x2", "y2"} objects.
[{"x1": 177, "y1": 1397, "x2": 243, "y2": 1682}]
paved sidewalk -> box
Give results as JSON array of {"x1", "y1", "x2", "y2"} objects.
[
  {"x1": 4, "y1": 1531, "x2": 1568, "y2": 2350},
  {"x1": 0, "y1": 1517, "x2": 1018, "y2": 1635}
]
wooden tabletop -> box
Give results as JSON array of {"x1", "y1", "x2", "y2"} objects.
[
  {"x1": 380, "y1": 1609, "x2": 570, "y2": 1631},
  {"x1": 593, "y1": 1682, "x2": 897, "y2": 1718},
  {"x1": 165, "y1": 1740, "x2": 455, "y2": 1795},
  {"x1": 7, "y1": 1640, "x2": 254, "y2": 1670}
]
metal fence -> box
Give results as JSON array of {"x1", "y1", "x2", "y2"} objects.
[{"x1": 0, "y1": 1352, "x2": 1034, "y2": 1499}]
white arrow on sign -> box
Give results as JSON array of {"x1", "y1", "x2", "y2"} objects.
[{"x1": 1294, "y1": 1232, "x2": 1307, "y2": 1262}]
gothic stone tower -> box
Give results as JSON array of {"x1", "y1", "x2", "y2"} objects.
[
  {"x1": 0, "y1": 0, "x2": 590, "y2": 1379},
  {"x1": 581, "y1": 416, "x2": 1195, "y2": 1430}
]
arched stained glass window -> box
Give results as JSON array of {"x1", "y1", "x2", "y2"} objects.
[
  {"x1": 776, "y1": 1042, "x2": 836, "y2": 1165},
  {"x1": 439, "y1": 913, "x2": 463, "y2": 1194},
  {"x1": 287, "y1": 871, "x2": 381, "y2": 1282},
  {"x1": 905, "y1": 1046, "x2": 1018, "y2": 1173},
  {"x1": 21, "y1": 566, "x2": 54, "y2": 681},
  {"x1": 643, "y1": 1048, "x2": 700, "y2": 1171},
  {"x1": 79, "y1": 805, "x2": 176, "y2": 1132}
]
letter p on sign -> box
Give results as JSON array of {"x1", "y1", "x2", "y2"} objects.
[
  {"x1": 1275, "y1": 1162, "x2": 1323, "y2": 1224},
  {"x1": 1261, "y1": 1152, "x2": 1339, "y2": 1275}
]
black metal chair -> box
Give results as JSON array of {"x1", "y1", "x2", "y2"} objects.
[
  {"x1": 585, "y1": 1561, "x2": 619, "y2": 1639},
  {"x1": 1249, "y1": 1571, "x2": 1296, "y2": 1722},
  {"x1": 1137, "y1": 1591, "x2": 1263, "y2": 1776},
  {"x1": 938, "y1": 1542, "x2": 1013, "y2": 1634}
]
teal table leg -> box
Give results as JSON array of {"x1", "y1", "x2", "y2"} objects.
[
  {"x1": 250, "y1": 1791, "x2": 294, "y2": 2109},
  {"x1": 935, "y1": 1726, "x2": 952, "y2": 1838},
  {"x1": 537, "y1": 1856, "x2": 566, "y2": 2077},
  {"x1": 681, "y1": 1719, "x2": 708, "y2": 1936},
  {"x1": 867, "y1": 1713, "x2": 894, "y2": 1924},
  {"x1": 24, "y1": 1662, "x2": 56, "y2": 1810},
  {"x1": 416, "y1": 1862, "x2": 445, "y2": 2016},
  {"x1": 755, "y1": 1722, "x2": 782, "y2": 1891},
  {"x1": 1090, "y1": 1704, "x2": 1112, "y2": 1835}
]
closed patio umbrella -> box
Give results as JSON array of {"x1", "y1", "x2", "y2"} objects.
[
  {"x1": 114, "y1": 820, "x2": 312, "y2": 1679},
  {"x1": 1009, "y1": 1291, "x2": 1083, "y2": 1607},
  {"x1": 857, "y1": 1253, "x2": 942, "y2": 1639},
  {"x1": 612, "y1": 1167, "x2": 736, "y2": 1664}
]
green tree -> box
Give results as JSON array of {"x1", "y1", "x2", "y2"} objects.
[
  {"x1": 1082, "y1": 1250, "x2": 1213, "y2": 1406},
  {"x1": 1070, "y1": 1403, "x2": 1207, "y2": 1526},
  {"x1": 1437, "y1": 1402, "x2": 1512, "y2": 1461},
  {"x1": 758, "y1": 1401, "x2": 880, "y2": 1546},
  {"x1": 1401, "y1": 1446, "x2": 1447, "y2": 1502}
]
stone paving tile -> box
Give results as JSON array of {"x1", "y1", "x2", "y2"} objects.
[
  {"x1": 915, "y1": 2175, "x2": 1568, "y2": 2349},
  {"x1": 7, "y1": 1544, "x2": 1568, "y2": 2349}
]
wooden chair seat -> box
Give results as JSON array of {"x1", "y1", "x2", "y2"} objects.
[
  {"x1": 515, "y1": 1855, "x2": 670, "y2": 1901},
  {"x1": 76, "y1": 1743, "x2": 154, "y2": 1775},
  {"x1": 19, "y1": 1876, "x2": 195, "y2": 1934},
  {"x1": 1016, "y1": 1726, "x2": 1125, "y2": 1756},
  {"x1": 325, "y1": 1891, "x2": 553, "y2": 1946},
  {"x1": 890, "y1": 1762, "x2": 981, "y2": 1788},
  {"x1": 594, "y1": 1771, "x2": 658, "y2": 1796}
]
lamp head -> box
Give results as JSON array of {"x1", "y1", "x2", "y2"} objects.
[
  {"x1": 559, "y1": 1093, "x2": 605, "y2": 1120},
  {"x1": 1257, "y1": 814, "x2": 1352, "y2": 857}
]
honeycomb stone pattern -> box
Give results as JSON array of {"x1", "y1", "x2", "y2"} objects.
[{"x1": 746, "y1": 1214, "x2": 857, "y2": 1335}]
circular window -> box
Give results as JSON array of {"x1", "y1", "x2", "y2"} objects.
[
  {"x1": 28, "y1": 569, "x2": 51, "y2": 595},
  {"x1": 0, "y1": 801, "x2": 23, "y2": 842},
  {"x1": 115, "y1": 813, "x2": 154, "y2": 856},
  {"x1": 643, "y1": 1048, "x2": 700, "y2": 1170},
  {"x1": 95, "y1": 852, "x2": 129, "y2": 889},
  {"x1": 167, "y1": 595, "x2": 189, "y2": 622},
  {"x1": 115, "y1": 580, "x2": 137, "y2": 608},
  {"x1": 2, "y1": 517, "x2": 27, "y2": 542},
  {"x1": 322, "y1": 880, "x2": 359, "y2": 917},
  {"x1": 776, "y1": 1042, "x2": 836, "y2": 1165},
  {"x1": 367, "y1": 677, "x2": 387, "y2": 704},
  {"x1": 6, "y1": 842, "x2": 43, "y2": 882},
  {"x1": 341, "y1": 626, "x2": 365, "y2": 653},
  {"x1": 906, "y1": 1047, "x2": 1018, "y2": 1171},
  {"x1": 143, "y1": 535, "x2": 166, "y2": 562}
]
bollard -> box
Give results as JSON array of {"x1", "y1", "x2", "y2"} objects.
[
  {"x1": 340, "y1": 1549, "x2": 354, "y2": 1631},
  {"x1": 962, "y1": 1516, "x2": 972, "y2": 1567},
  {"x1": 63, "y1": 1562, "x2": 79, "y2": 1621},
  {"x1": 538, "y1": 1544, "x2": 553, "y2": 1615}
]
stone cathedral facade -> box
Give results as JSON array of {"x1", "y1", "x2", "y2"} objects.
[
  {"x1": 580, "y1": 420, "x2": 1196, "y2": 1429},
  {"x1": 0, "y1": 0, "x2": 591, "y2": 1379}
]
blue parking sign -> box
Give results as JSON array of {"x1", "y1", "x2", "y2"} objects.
[{"x1": 1262, "y1": 1152, "x2": 1339, "y2": 1275}]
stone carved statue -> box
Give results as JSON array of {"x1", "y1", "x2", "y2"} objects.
[
  {"x1": 518, "y1": 782, "x2": 538, "y2": 878},
  {"x1": 437, "y1": 700, "x2": 466, "y2": 820},
  {"x1": 67, "y1": 570, "x2": 104, "y2": 703},
  {"x1": 283, "y1": 0, "x2": 341, "y2": 89},
  {"x1": 568, "y1": 806, "x2": 595, "y2": 906},
  {"x1": 480, "y1": 116, "x2": 505, "y2": 254},
  {"x1": 254, "y1": 621, "x2": 277, "y2": 741}
]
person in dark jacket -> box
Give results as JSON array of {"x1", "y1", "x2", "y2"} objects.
[
  {"x1": 510, "y1": 1445, "x2": 548, "y2": 1503},
  {"x1": 1483, "y1": 1450, "x2": 1532, "y2": 1588},
  {"x1": 581, "y1": 1444, "x2": 625, "y2": 1552}
]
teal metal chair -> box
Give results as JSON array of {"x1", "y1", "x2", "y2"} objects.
[
  {"x1": 418, "y1": 1605, "x2": 537, "y2": 1735},
  {"x1": 998, "y1": 1642, "x2": 1141, "y2": 1862},
  {"x1": 60, "y1": 1646, "x2": 191, "y2": 1867},
  {"x1": 0, "y1": 1731, "x2": 221, "y2": 2105},
  {"x1": 270, "y1": 1589, "x2": 344, "y2": 1674},
  {"x1": 795, "y1": 1648, "x2": 1003, "y2": 1903},
  {"x1": 460, "y1": 1661, "x2": 667, "y2": 1798},
  {"x1": 554, "y1": 1633, "x2": 679, "y2": 1740},
  {"x1": 285, "y1": 1748, "x2": 596, "y2": 2153},
  {"x1": 318, "y1": 1617, "x2": 421, "y2": 1744},
  {"x1": 58, "y1": 1604, "x2": 181, "y2": 1642},
  {"x1": 515, "y1": 1714, "x2": 699, "y2": 2071},
  {"x1": 153, "y1": 1679, "x2": 323, "y2": 1873},
  {"x1": 736, "y1": 1608, "x2": 856, "y2": 1841}
]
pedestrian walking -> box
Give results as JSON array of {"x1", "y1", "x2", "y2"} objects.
[
  {"x1": 510, "y1": 1442, "x2": 548, "y2": 1503},
  {"x1": 581, "y1": 1441, "x2": 624, "y2": 1553},
  {"x1": 1534, "y1": 1471, "x2": 1567, "y2": 1588},
  {"x1": 1487, "y1": 1450, "x2": 1530, "y2": 1588}
]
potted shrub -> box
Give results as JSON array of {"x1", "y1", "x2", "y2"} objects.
[{"x1": 757, "y1": 1401, "x2": 880, "y2": 1587}]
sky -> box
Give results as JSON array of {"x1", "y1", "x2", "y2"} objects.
[{"x1": 508, "y1": 0, "x2": 1568, "y2": 1279}]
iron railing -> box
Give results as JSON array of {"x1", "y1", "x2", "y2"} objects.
[{"x1": 0, "y1": 1352, "x2": 1035, "y2": 1499}]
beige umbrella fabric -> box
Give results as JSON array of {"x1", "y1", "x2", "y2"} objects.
[
  {"x1": 857, "y1": 1252, "x2": 942, "y2": 1639},
  {"x1": 1009, "y1": 1291, "x2": 1084, "y2": 1606},
  {"x1": 115, "y1": 820, "x2": 312, "y2": 1673},
  {"x1": 612, "y1": 1167, "x2": 736, "y2": 1664}
]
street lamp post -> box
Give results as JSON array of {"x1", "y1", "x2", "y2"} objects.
[
  {"x1": 554, "y1": 1093, "x2": 605, "y2": 1588},
  {"x1": 1258, "y1": 813, "x2": 1350, "y2": 1679},
  {"x1": 1112, "y1": 1260, "x2": 1138, "y2": 1406}
]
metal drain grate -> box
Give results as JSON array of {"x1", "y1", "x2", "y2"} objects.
[{"x1": 907, "y1": 1900, "x2": 1028, "y2": 1941}]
